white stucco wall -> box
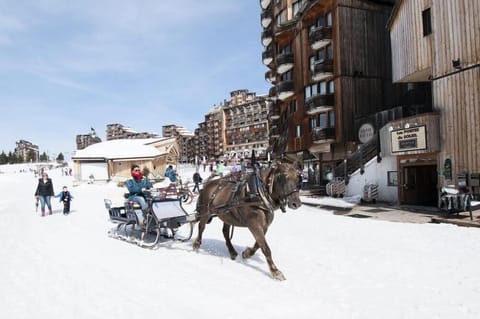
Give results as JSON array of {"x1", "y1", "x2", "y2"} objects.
[{"x1": 345, "y1": 156, "x2": 398, "y2": 204}]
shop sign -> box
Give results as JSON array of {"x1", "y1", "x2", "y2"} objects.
[
  {"x1": 391, "y1": 125, "x2": 427, "y2": 153},
  {"x1": 358, "y1": 123, "x2": 375, "y2": 144}
]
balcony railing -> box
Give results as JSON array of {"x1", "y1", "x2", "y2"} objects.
[
  {"x1": 309, "y1": 26, "x2": 332, "y2": 50},
  {"x1": 275, "y1": 52, "x2": 294, "y2": 74},
  {"x1": 269, "y1": 105, "x2": 280, "y2": 120},
  {"x1": 262, "y1": 47, "x2": 273, "y2": 65},
  {"x1": 265, "y1": 70, "x2": 276, "y2": 83},
  {"x1": 312, "y1": 59, "x2": 333, "y2": 81},
  {"x1": 260, "y1": 0, "x2": 271, "y2": 10},
  {"x1": 270, "y1": 127, "x2": 280, "y2": 137},
  {"x1": 261, "y1": 8, "x2": 272, "y2": 28},
  {"x1": 305, "y1": 94, "x2": 334, "y2": 114},
  {"x1": 269, "y1": 85, "x2": 277, "y2": 98},
  {"x1": 277, "y1": 80, "x2": 294, "y2": 101},
  {"x1": 275, "y1": 17, "x2": 297, "y2": 34},
  {"x1": 312, "y1": 127, "x2": 336, "y2": 143},
  {"x1": 261, "y1": 29, "x2": 273, "y2": 47}
]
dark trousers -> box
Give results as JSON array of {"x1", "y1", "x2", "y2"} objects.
[
  {"x1": 193, "y1": 183, "x2": 200, "y2": 193},
  {"x1": 63, "y1": 201, "x2": 71, "y2": 213}
]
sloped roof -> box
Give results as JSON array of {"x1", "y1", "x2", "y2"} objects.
[{"x1": 72, "y1": 138, "x2": 172, "y2": 160}]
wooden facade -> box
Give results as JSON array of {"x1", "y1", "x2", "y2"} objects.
[
  {"x1": 389, "y1": 0, "x2": 480, "y2": 195},
  {"x1": 389, "y1": 0, "x2": 433, "y2": 82},
  {"x1": 263, "y1": 0, "x2": 397, "y2": 175}
]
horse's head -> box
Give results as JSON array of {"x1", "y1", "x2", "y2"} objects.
[{"x1": 264, "y1": 161, "x2": 302, "y2": 212}]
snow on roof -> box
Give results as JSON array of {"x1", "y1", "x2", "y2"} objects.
[{"x1": 72, "y1": 138, "x2": 169, "y2": 160}]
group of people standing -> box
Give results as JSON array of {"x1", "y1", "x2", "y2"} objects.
[{"x1": 34, "y1": 172, "x2": 73, "y2": 217}]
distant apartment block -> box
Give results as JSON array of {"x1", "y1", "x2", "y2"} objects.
[
  {"x1": 194, "y1": 89, "x2": 269, "y2": 162},
  {"x1": 224, "y1": 89, "x2": 269, "y2": 159},
  {"x1": 106, "y1": 123, "x2": 160, "y2": 141},
  {"x1": 76, "y1": 128, "x2": 102, "y2": 150},
  {"x1": 15, "y1": 139, "x2": 39, "y2": 162}
]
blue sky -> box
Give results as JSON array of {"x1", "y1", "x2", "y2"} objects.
[{"x1": 0, "y1": 0, "x2": 269, "y2": 158}]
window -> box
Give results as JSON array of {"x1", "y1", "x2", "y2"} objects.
[
  {"x1": 316, "y1": 16, "x2": 324, "y2": 28},
  {"x1": 305, "y1": 86, "x2": 311, "y2": 99},
  {"x1": 280, "y1": 44, "x2": 292, "y2": 54},
  {"x1": 329, "y1": 112, "x2": 335, "y2": 127},
  {"x1": 328, "y1": 80, "x2": 334, "y2": 93},
  {"x1": 310, "y1": 118, "x2": 317, "y2": 129},
  {"x1": 326, "y1": 45, "x2": 333, "y2": 59},
  {"x1": 317, "y1": 49, "x2": 325, "y2": 62},
  {"x1": 280, "y1": 70, "x2": 293, "y2": 81},
  {"x1": 319, "y1": 113, "x2": 327, "y2": 128},
  {"x1": 422, "y1": 8, "x2": 432, "y2": 36},
  {"x1": 296, "y1": 125, "x2": 301, "y2": 137},
  {"x1": 291, "y1": 99, "x2": 297, "y2": 113},
  {"x1": 309, "y1": 56, "x2": 316, "y2": 72},
  {"x1": 320, "y1": 82, "x2": 326, "y2": 94},
  {"x1": 275, "y1": 10, "x2": 287, "y2": 25},
  {"x1": 326, "y1": 12, "x2": 332, "y2": 26},
  {"x1": 293, "y1": 0, "x2": 303, "y2": 16}
]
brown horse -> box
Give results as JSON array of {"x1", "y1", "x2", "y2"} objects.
[{"x1": 193, "y1": 161, "x2": 302, "y2": 280}]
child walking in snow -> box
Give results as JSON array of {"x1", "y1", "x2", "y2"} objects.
[{"x1": 55, "y1": 186, "x2": 74, "y2": 215}]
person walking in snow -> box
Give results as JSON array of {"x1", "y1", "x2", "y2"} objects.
[
  {"x1": 192, "y1": 170, "x2": 202, "y2": 193},
  {"x1": 55, "y1": 186, "x2": 73, "y2": 215},
  {"x1": 126, "y1": 165, "x2": 153, "y2": 214},
  {"x1": 34, "y1": 172, "x2": 55, "y2": 217}
]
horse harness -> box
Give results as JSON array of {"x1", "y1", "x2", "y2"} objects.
[{"x1": 204, "y1": 164, "x2": 298, "y2": 215}]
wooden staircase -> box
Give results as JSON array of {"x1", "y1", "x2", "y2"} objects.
[{"x1": 334, "y1": 134, "x2": 379, "y2": 183}]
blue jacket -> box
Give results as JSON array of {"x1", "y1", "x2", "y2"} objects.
[
  {"x1": 55, "y1": 191, "x2": 73, "y2": 202},
  {"x1": 126, "y1": 177, "x2": 153, "y2": 198},
  {"x1": 164, "y1": 167, "x2": 177, "y2": 182}
]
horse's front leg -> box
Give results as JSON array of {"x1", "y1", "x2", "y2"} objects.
[
  {"x1": 243, "y1": 221, "x2": 271, "y2": 259},
  {"x1": 222, "y1": 223, "x2": 238, "y2": 260},
  {"x1": 242, "y1": 242, "x2": 259, "y2": 259},
  {"x1": 193, "y1": 215, "x2": 209, "y2": 250},
  {"x1": 247, "y1": 223, "x2": 285, "y2": 281}
]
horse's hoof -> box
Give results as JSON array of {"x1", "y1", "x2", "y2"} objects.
[
  {"x1": 230, "y1": 253, "x2": 238, "y2": 260},
  {"x1": 193, "y1": 241, "x2": 201, "y2": 250},
  {"x1": 242, "y1": 248, "x2": 252, "y2": 259},
  {"x1": 272, "y1": 271, "x2": 286, "y2": 281}
]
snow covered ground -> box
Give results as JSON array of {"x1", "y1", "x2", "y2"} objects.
[{"x1": 1, "y1": 163, "x2": 480, "y2": 319}]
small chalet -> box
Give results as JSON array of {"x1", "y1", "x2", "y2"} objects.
[{"x1": 71, "y1": 137, "x2": 178, "y2": 182}]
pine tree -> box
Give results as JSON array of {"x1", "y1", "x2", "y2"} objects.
[{"x1": 0, "y1": 151, "x2": 7, "y2": 164}]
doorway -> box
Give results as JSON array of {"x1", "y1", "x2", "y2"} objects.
[{"x1": 401, "y1": 165, "x2": 438, "y2": 206}]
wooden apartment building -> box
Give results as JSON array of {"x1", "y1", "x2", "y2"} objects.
[{"x1": 261, "y1": 0, "x2": 402, "y2": 185}]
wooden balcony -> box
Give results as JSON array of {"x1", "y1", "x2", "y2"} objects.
[
  {"x1": 312, "y1": 59, "x2": 333, "y2": 81},
  {"x1": 305, "y1": 94, "x2": 334, "y2": 114},
  {"x1": 312, "y1": 127, "x2": 336, "y2": 143},
  {"x1": 262, "y1": 46, "x2": 273, "y2": 65},
  {"x1": 270, "y1": 127, "x2": 280, "y2": 137},
  {"x1": 275, "y1": 52, "x2": 294, "y2": 74},
  {"x1": 260, "y1": 0, "x2": 271, "y2": 10},
  {"x1": 262, "y1": 29, "x2": 273, "y2": 47},
  {"x1": 265, "y1": 70, "x2": 276, "y2": 83},
  {"x1": 309, "y1": 26, "x2": 332, "y2": 50},
  {"x1": 269, "y1": 104, "x2": 280, "y2": 120},
  {"x1": 269, "y1": 86, "x2": 277, "y2": 99},
  {"x1": 261, "y1": 8, "x2": 272, "y2": 28},
  {"x1": 277, "y1": 80, "x2": 294, "y2": 101}
]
